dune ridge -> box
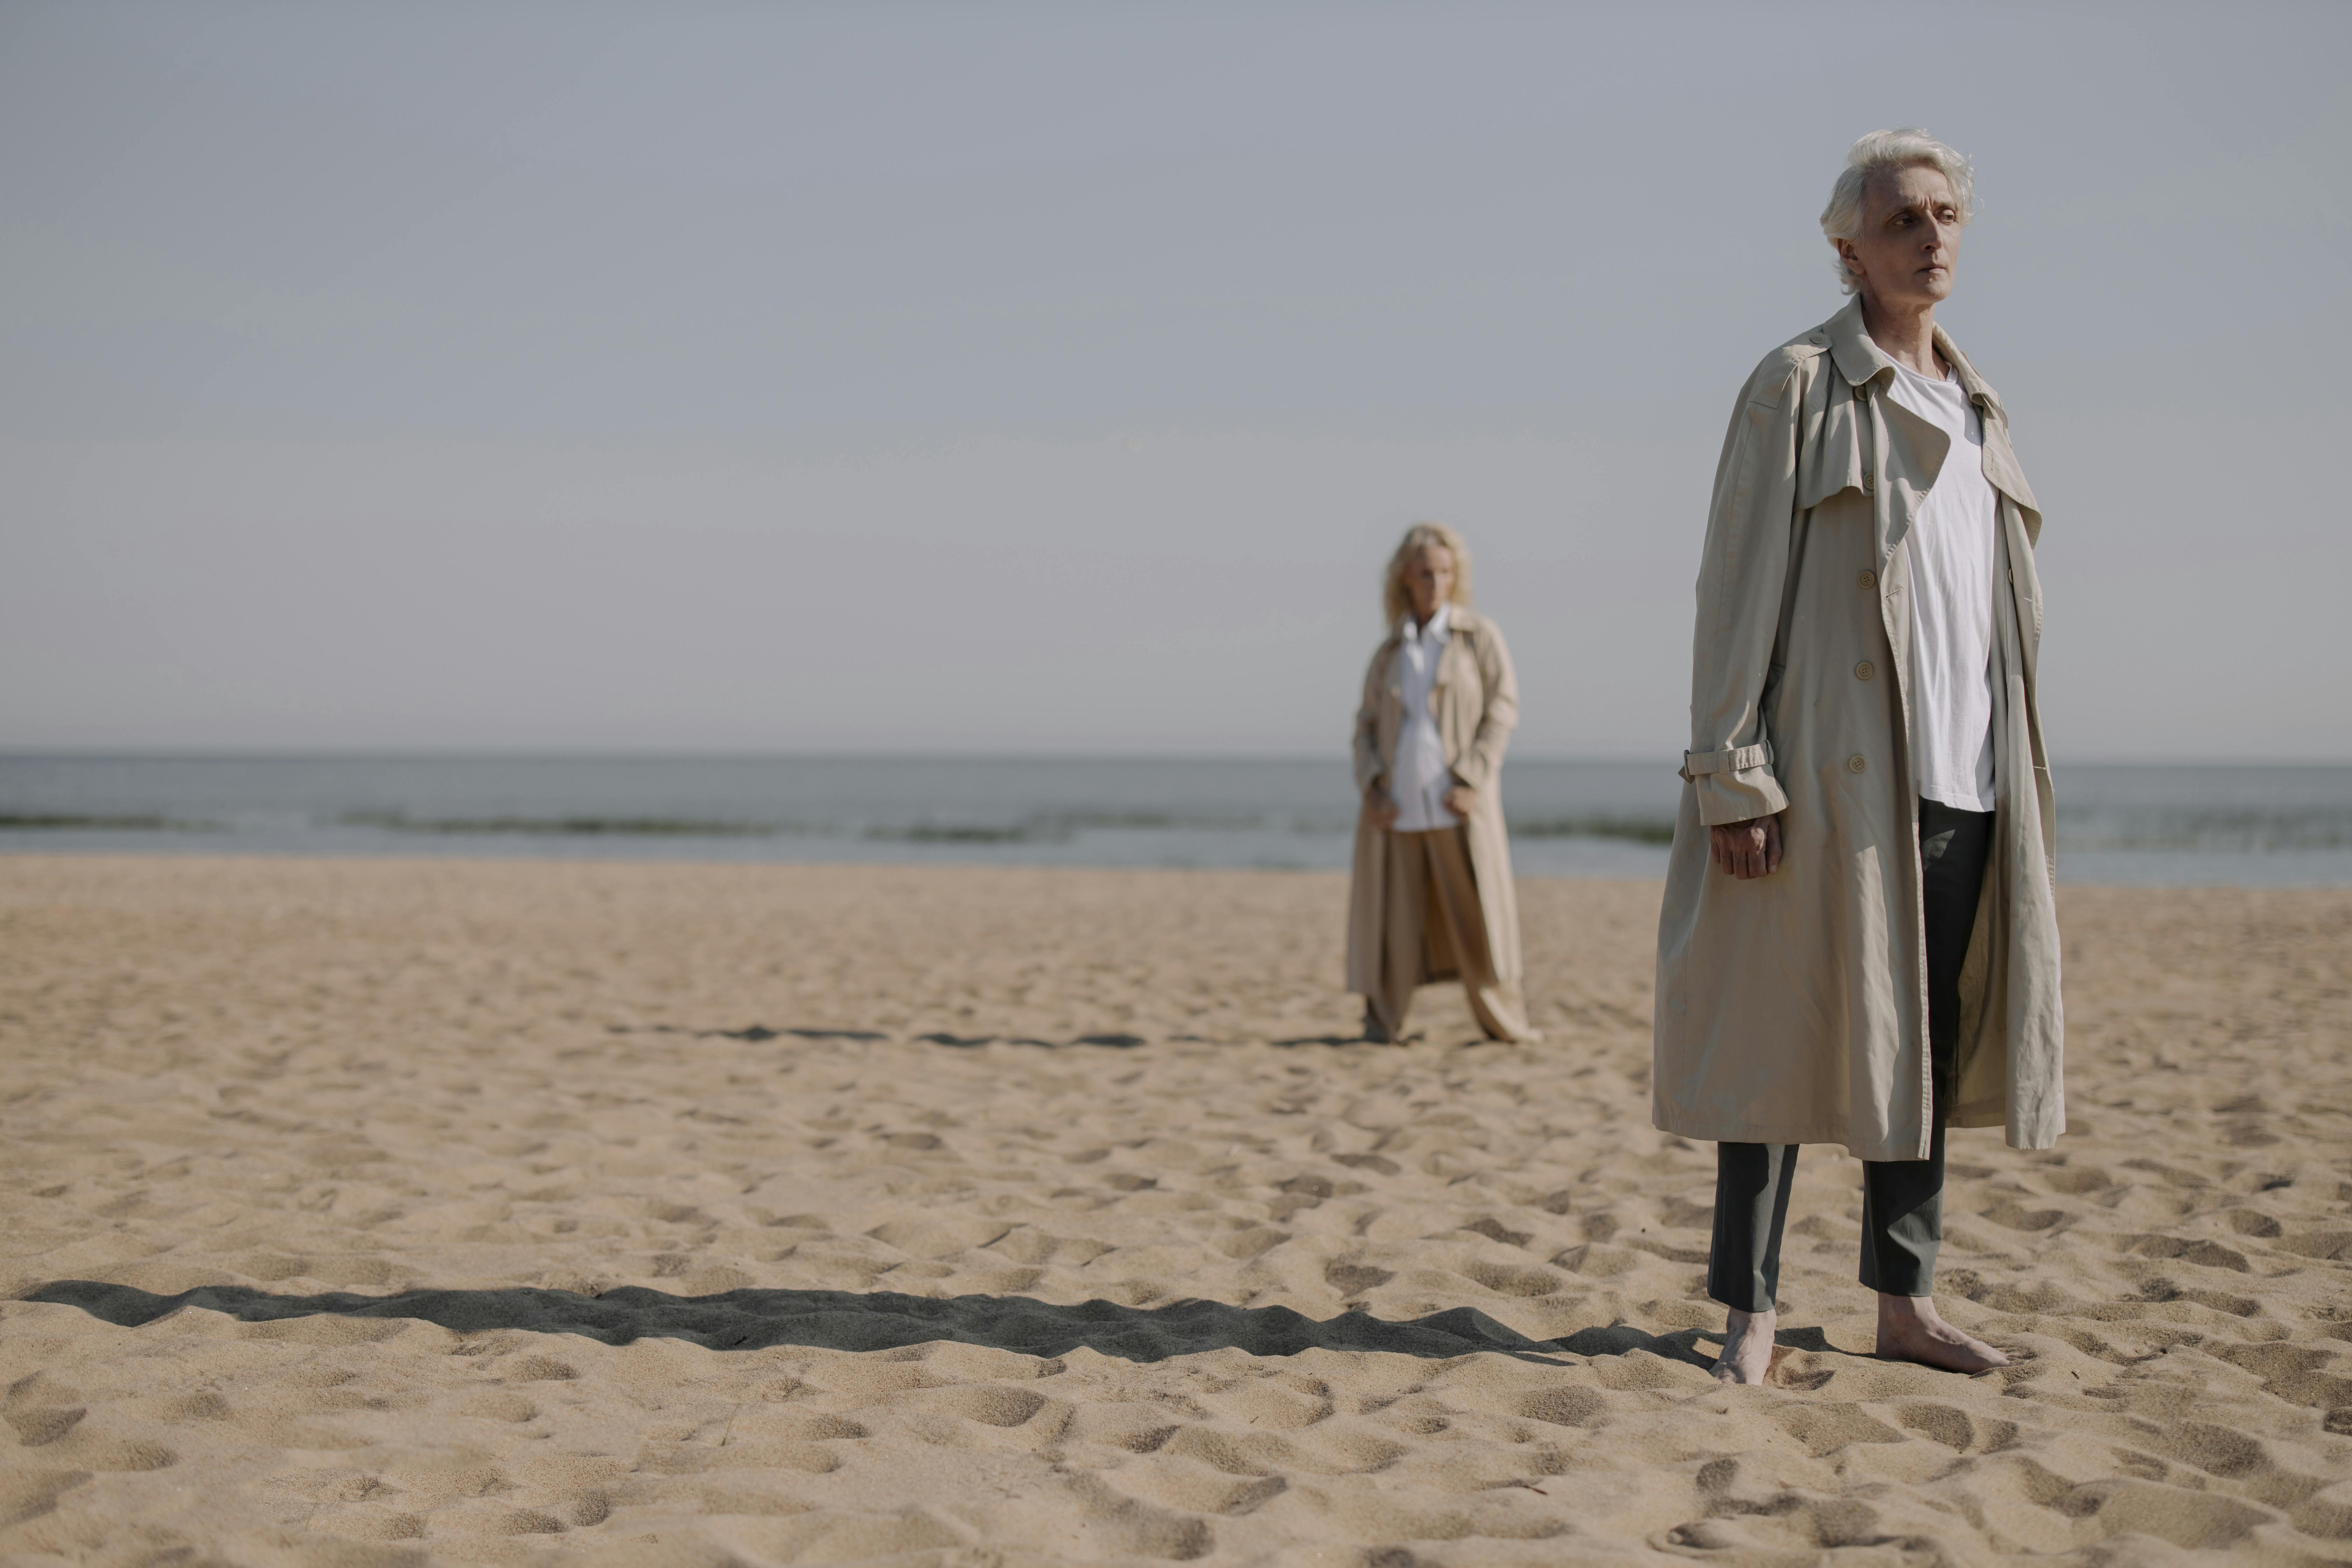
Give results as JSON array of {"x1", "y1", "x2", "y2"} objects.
[{"x1": 2, "y1": 855, "x2": 2348, "y2": 1565}]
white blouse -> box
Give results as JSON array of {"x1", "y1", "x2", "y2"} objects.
[{"x1": 1390, "y1": 603, "x2": 1460, "y2": 832}]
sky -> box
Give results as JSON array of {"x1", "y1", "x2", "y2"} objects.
[{"x1": 2, "y1": 2, "x2": 2346, "y2": 761}]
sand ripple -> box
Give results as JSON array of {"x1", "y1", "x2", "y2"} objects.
[{"x1": 2, "y1": 858, "x2": 2347, "y2": 1564}]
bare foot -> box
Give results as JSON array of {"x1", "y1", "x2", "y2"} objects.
[
  {"x1": 1875, "y1": 1294, "x2": 2009, "y2": 1373},
  {"x1": 1712, "y1": 1307, "x2": 1777, "y2": 1385}
]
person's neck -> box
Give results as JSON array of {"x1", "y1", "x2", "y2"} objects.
[
  {"x1": 1858, "y1": 291, "x2": 1944, "y2": 378},
  {"x1": 1409, "y1": 601, "x2": 1443, "y2": 630}
]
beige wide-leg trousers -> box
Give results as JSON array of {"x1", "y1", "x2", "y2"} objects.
[{"x1": 1365, "y1": 827, "x2": 1532, "y2": 1042}]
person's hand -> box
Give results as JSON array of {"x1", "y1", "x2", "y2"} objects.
[
  {"x1": 1443, "y1": 783, "x2": 1477, "y2": 818},
  {"x1": 1365, "y1": 783, "x2": 1399, "y2": 831},
  {"x1": 1709, "y1": 813, "x2": 1783, "y2": 879}
]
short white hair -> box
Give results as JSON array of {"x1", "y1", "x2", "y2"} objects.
[{"x1": 1819, "y1": 128, "x2": 1975, "y2": 293}]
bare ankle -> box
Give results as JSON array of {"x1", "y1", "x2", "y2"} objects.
[{"x1": 1713, "y1": 1306, "x2": 1778, "y2": 1384}]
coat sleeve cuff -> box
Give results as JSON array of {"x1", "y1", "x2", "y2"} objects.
[{"x1": 1680, "y1": 744, "x2": 1788, "y2": 826}]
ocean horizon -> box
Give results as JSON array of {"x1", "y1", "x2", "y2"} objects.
[{"x1": 4, "y1": 751, "x2": 2349, "y2": 887}]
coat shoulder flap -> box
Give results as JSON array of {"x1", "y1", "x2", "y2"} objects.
[
  {"x1": 1793, "y1": 359, "x2": 1863, "y2": 515},
  {"x1": 1744, "y1": 334, "x2": 1825, "y2": 410},
  {"x1": 1738, "y1": 329, "x2": 1854, "y2": 516}
]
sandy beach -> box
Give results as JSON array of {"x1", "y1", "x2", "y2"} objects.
[{"x1": 3, "y1": 853, "x2": 2348, "y2": 1566}]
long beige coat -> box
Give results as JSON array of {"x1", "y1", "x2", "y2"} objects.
[
  {"x1": 1346, "y1": 607, "x2": 1524, "y2": 997},
  {"x1": 1653, "y1": 298, "x2": 2064, "y2": 1161}
]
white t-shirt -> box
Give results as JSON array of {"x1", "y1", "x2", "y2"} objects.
[
  {"x1": 1390, "y1": 604, "x2": 1461, "y2": 831},
  {"x1": 1883, "y1": 357, "x2": 1998, "y2": 813}
]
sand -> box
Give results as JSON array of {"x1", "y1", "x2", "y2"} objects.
[{"x1": 2, "y1": 854, "x2": 2348, "y2": 1567}]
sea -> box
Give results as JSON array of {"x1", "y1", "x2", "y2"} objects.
[{"x1": 2, "y1": 754, "x2": 2348, "y2": 886}]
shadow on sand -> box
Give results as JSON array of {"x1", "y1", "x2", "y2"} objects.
[
  {"x1": 25, "y1": 1281, "x2": 1722, "y2": 1369},
  {"x1": 608, "y1": 1023, "x2": 1149, "y2": 1049}
]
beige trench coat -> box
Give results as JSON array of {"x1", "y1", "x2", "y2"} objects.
[
  {"x1": 1346, "y1": 607, "x2": 1524, "y2": 997},
  {"x1": 1653, "y1": 298, "x2": 2064, "y2": 1161}
]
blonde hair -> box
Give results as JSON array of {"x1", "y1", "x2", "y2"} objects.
[
  {"x1": 1820, "y1": 128, "x2": 1976, "y2": 294},
  {"x1": 1381, "y1": 522, "x2": 1474, "y2": 626}
]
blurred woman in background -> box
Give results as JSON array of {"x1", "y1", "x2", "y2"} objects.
[{"x1": 1347, "y1": 523, "x2": 1536, "y2": 1043}]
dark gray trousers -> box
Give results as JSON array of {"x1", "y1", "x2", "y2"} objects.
[{"x1": 1707, "y1": 798, "x2": 1994, "y2": 1311}]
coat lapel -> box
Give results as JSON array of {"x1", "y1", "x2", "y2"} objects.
[
  {"x1": 1937, "y1": 327, "x2": 2040, "y2": 522},
  {"x1": 1979, "y1": 418, "x2": 2039, "y2": 523},
  {"x1": 1875, "y1": 393, "x2": 1952, "y2": 552},
  {"x1": 1432, "y1": 613, "x2": 1474, "y2": 691}
]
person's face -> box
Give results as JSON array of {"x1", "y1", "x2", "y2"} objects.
[
  {"x1": 1834, "y1": 163, "x2": 1962, "y2": 309},
  {"x1": 1401, "y1": 545, "x2": 1455, "y2": 623}
]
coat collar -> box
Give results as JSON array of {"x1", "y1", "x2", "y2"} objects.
[
  {"x1": 1398, "y1": 601, "x2": 1453, "y2": 644},
  {"x1": 1817, "y1": 296, "x2": 2005, "y2": 419},
  {"x1": 1380, "y1": 604, "x2": 1484, "y2": 694},
  {"x1": 1383, "y1": 603, "x2": 1483, "y2": 650}
]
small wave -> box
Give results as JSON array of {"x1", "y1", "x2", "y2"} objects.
[
  {"x1": 339, "y1": 812, "x2": 793, "y2": 838},
  {"x1": 1509, "y1": 817, "x2": 1677, "y2": 845},
  {"x1": 868, "y1": 811, "x2": 1278, "y2": 844},
  {"x1": 0, "y1": 812, "x2": 222, "y2": 832},
  {"x1": 2057, "y1": 809, "x2": 2352, "y2": 852},
  {"x1": 867, "y1": 824, "x2": 1038, "y2": 844}
]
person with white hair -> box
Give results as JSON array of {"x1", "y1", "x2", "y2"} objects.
[
  {"x1": 1346, "y1": 523, "x2": 1537, "y2": 1044},
  {"x1": 1653, "y1": 130, "x2": 2064, "y2": 1381}
]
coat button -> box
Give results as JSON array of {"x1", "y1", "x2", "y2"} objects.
[
  {"x1": 1858, "y1": 569, "x2": 1876, "y2": 589},
  {"x1": 1855, "y1": 661, "x2": 1875, "y2": 681},
  {"x1": 1862, "y1": 471, "x2": 1875, "y2": 492},
  {"x1": 1847, "y1": 755, "x2": 1867, "y2": 774}
]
